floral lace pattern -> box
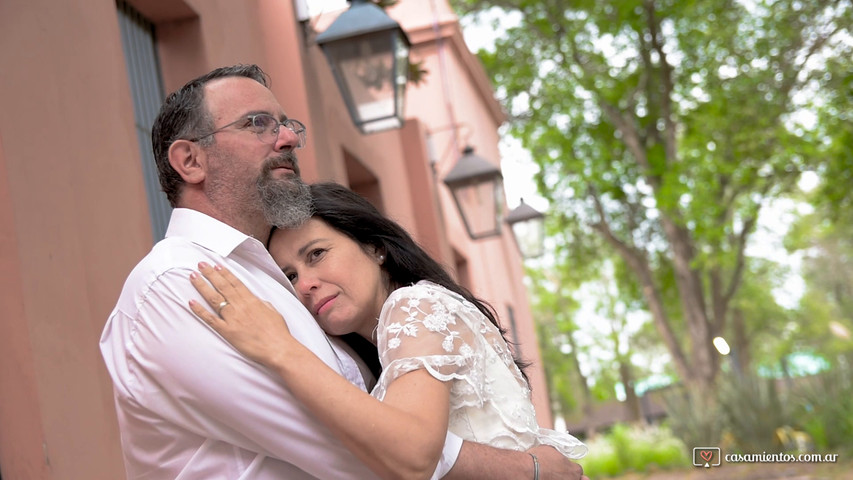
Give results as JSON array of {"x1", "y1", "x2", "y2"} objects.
[{"x1": 371, "y1": 281, "x2": 587, "y2": 459}]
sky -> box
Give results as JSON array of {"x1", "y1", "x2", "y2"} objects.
[{"x1": 305, "y1": 0, "x2": 347, "y2": 16}]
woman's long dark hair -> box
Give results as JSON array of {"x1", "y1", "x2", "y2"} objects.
[{"x1": 304, "y1": 182, "x2": 529, "y2": 382}]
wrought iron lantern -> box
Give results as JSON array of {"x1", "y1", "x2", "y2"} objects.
[
  {"x1": 315, "y1": 0, "x2": 411, "y2": 134},
  {"x1": 505, "y1": 199, "x2": 546, "y2": 258},
  {"x1": 442, "y1": 146, "x2": 504, "y2": 239}
]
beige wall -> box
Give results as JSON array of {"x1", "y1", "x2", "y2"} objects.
[{"x1": 0, "y1": 0, "x2": 550, "y2": 478}]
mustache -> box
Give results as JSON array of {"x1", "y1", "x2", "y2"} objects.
[{"x1": 262, "y1": 152, "x2": 300, "y2": 177}]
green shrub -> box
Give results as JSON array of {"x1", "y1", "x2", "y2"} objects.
[
  {"x1": 580, "y1": 439, "x2": 622, "y2": 477},
  {"x1": 790, "y1": 366, "x2": 853, "y2": 452},
  {"x1": 662, "y1": 385, "x2": 724, "y2": 450},
  {"x1": 716, "y1": 373, "x2": 789, "y2": 453},
  {"x1": 663, "y1": 374, "x2": 793, "y2": 454},
  {"x1": 581, "y1": 424, "x2": 690, "y2": 478},
  {"x1": 663, "y1": 367, "x2": 853, "y2": 458}
]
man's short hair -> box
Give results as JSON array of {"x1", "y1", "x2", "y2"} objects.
[{"x1": 151, "y1": 64, "x2": 270, "y2": 206}]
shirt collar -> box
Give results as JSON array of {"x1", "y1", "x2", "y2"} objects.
[{"x1": 165, "y1": 208, "x2": 264, "y2": 257}]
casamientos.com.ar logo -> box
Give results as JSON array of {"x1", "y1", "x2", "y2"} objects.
[
  {"x1": 693, "y1": 447, "x2": 721, "y2": 467},
  {"x1": 693, "y1": 447, "x2": 839, "y2": 467}
]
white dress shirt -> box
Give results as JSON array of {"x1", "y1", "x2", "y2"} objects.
[{"x1": 100, "y1": 209, "x2": 462, "y2": 479}]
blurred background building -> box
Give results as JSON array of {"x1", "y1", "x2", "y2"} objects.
[{"x1": 0, "y1": 0, "x2": 551, "y2": 477}]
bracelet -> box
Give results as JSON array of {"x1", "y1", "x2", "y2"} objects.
[{"x1": 528, "y1": 452, "x2": 539, "y2": 480}]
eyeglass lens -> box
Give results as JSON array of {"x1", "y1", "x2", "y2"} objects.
[{"x1": 252, "y1": 114, "x2": 306, "y2": 148}]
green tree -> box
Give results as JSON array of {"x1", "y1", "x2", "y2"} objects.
[
  {"x1": 534, "y1": 303, "x2": 631, "y2": 433},
  {"x1": 600, "y1": 291, "x2": 644, "y2": 424},
  {"x1": 452, "y1": 0, "x2": 853, "y2": 396},
  {"x1": 728, "y1": 257, "x2": 797, "y2": 376},
  {"x1": 528, "y1": 269, "x2": 593, "y2": 434},
  {"x1": 786, "y1": 199, "x2": 853, "y2": 366},
  {"x1": 528, "y1": 229, "x2": 658, "y2": 434}
]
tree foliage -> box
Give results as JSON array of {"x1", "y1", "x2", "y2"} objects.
[
  {"x1": 452, "y1": 0, "x2": 853, "y2": 394},
  {"x1": 527, "y1": 267, "x2": 589, "y2": 424},
  {"x1": 785, "y1": 195, "x2": 853, "y2": 366}
]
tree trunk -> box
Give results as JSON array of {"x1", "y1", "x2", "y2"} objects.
[
  {"x1": 731, "y1": 308, "x2": 750, "y2": 375},
  {"x1": 660, "y1": 217, "x2": 719, "y2": 393},
  {"x1": 566, "y1": 330, "x2": 596, "y2": 438},
  {"x1": 588, "y1": 199, "x2": 694, "y2": 385},
  {"x1": 619, "y1": 360, "x2": 643, "y2": 424}
]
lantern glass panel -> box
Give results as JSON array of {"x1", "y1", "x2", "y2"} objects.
[
  {"x1": 324, "y1": 31, "x2": 408, "y2": 133},
  {"x1": 511, "y1": 216, "x2": 545, "y2": 258},
  {"x1": 452, "y1": 178, "x2": 503, "y2": 239}
]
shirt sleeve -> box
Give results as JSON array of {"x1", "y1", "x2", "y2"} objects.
[
  {"x1": 109, "y1": 265, "x2": 381, "y2": 478},
  {"x1": 106, "y1": 264, "x2": 464, "y2": 478}
]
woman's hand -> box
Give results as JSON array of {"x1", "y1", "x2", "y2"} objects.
[
  {"x1": 189, "y1": 262, "x2": 294, "y2": 367},
  {"x1": 192, "y1": 262, "x2": 453, "y2": 480}
]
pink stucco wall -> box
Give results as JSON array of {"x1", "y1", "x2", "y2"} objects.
[{"x1": 1, "y1": 0, "x2": 150, "y2": 476}]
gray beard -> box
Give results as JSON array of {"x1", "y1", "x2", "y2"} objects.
[{"x1": 256, "y1": 158, "x2": 313, "y2": 229}]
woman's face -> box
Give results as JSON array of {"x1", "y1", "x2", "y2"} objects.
[{"x1": 269, "y1": 218, "x2": 389, "y2": 341}]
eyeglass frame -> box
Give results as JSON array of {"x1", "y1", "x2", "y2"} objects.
[{"x1": 186, "y1": 113, "x2": 307, "y2": 148}]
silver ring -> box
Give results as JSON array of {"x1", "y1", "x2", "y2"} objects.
[{"x1": 218, "y1": 300, "x2": 228, "y2": 313}]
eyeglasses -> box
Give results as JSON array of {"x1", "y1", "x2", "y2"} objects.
[{"x1": 188, "y1": 113, "x2": 307, "y2": 148}]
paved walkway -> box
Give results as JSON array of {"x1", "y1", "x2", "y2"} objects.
[{"x1": 609, "y1": 461, "x2": 852, "y2": 480}]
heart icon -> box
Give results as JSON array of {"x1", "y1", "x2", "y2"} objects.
[{"x1": 700, "y1": 450, "x2": 713, "y2": 462}]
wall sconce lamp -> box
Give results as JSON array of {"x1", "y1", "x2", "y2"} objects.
[
  {"x1": 505, "y1": 199, "x2": 546, "y2": 259},
  {"x1": 442, "y1": 145, "x2": 504, "y2": 240},
  {"x1": 315, "y1": 0, "x2": 411, "y2": 134}
]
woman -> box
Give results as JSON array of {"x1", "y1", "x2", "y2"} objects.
[{"x1": 189, "y1": 182, "x2": 587, "y2": 479}]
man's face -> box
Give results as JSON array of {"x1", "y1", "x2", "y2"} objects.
[{"x1": 200, "y1": 76, "x2": 310, "y2": 226}]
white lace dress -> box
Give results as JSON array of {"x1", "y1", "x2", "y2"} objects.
[{"x1": 371, "y1": 281, "x2": 587, "y2": 459}]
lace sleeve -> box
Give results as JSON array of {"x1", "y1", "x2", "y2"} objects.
[
  {"x1": 370, "y1": 283, "x2": 589, "y2": 460},
  {"x1": 371, "y1": 283, "x2": 485, "y2": 402}
]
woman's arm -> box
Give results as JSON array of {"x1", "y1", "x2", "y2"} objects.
[{"x1": 189, "y1": 262, "x2": 450, "y2": 480}]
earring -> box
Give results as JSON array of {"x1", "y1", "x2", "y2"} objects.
[{"x1": 378, "y1": 254, "x2": 385, "y2": 263}]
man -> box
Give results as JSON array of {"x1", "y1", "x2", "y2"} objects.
[{"x1": 101, "y1": 64, "x2": 587, "y2": 479}]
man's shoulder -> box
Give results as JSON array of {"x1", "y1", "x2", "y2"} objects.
[
  {"x1": 113, "y1": 237, "x2": 225, "y2": 307},
  {"x1": 126, "y1": 237, "x2": 208, "y2": 282}
]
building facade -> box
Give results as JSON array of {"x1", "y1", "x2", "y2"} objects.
[{"x1": 0, "y1": 0, "x2": 550, "y2": 477}]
